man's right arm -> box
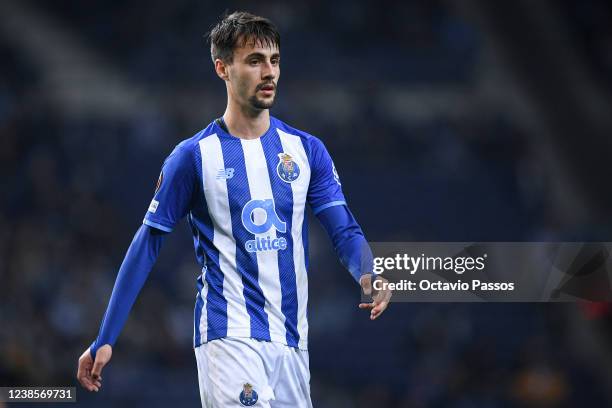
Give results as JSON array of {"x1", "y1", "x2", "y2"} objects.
[
  {"x1": 77, "y1": 142, "x2": 197, "y2": 392},
  {"x1": 89, "y1": 224, "x2": 167, "y2": 359},
  {"x1": 77, "y1": 224, "x2": 166, "y2": 391}
]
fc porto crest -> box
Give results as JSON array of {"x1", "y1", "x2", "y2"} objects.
[
  {"x1": 277, "y1": 152, "x2": 300, "y2": 183},
  {"x1": 239, "y1": 383, "x2": 258, "y2": 406}
]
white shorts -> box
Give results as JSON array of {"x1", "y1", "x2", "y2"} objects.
[{"x1": 194, "y1": 337, "x2": 312, "y2": 407}]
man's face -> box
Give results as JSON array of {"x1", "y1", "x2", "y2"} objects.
[{"x1": 225, "y1": 38, "x2": 280, "y2": 111}]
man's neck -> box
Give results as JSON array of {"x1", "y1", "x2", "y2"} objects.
[{"x1": 222, "y1": 103, "x2": 270, "y2": 140}]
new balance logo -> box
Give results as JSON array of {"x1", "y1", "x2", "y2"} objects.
[{"x1": 216, "y1": 168, "x2": 235, "y2": 180}]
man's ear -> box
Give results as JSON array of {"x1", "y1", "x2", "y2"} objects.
[{"x1": 215, "y1": 59, "x2": 230, "y2": 81}]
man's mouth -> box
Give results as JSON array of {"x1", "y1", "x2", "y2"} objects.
[{"x1": 259, "y1": 83, "x2": 275, "y2": 92}]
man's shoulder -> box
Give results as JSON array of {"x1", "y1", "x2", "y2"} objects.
[
  {"x1": 173, "y1": 121, "x2": 218, "y2": 153},
  {"x1": 271, "y1": 116, "x2": 323, "y2": 147}
]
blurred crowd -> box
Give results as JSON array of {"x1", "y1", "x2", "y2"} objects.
[
  {"x1": 2, "y1": 0, "x2": 612, "y2": 406},
  {"x1": 560, "y1": 0, "x2": 612, "y2": 93}
]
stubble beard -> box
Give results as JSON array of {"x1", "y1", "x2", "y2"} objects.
[{"x1": 248, "y1": 93, "x2": 275, "y2": 110}]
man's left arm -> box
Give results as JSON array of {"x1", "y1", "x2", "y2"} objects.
[
  {"x1": 306, "y1": 136, "x2": 390, "y2": 319},
  {"x1": 316, "y1": 205, "x2": 391, "y2": 320}
]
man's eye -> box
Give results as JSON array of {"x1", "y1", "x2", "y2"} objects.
[
  {"x1": 272, "y1": 59, "x2": 280, "y2": 65},
  {"x1": 249, "y1": 60, "x2": 259, "y2": 65}
]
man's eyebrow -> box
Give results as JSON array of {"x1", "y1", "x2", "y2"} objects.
[{"x1": 244, "y1": 52, "x2": 281, "y2": 60}]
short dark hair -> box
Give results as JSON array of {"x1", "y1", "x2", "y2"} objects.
[{"x1": 207, "y1": 11, "x2": 280, "y2": 63}]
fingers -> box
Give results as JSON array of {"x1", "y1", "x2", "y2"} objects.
[
  {"x1": 358, "y1": 302, "x2": 375, "y2": 319},
  {"x1": 83, "y1": 372, "x2": 101, "y2": 392},
  {"x1": 79, "y1": 370, "x2": 99, "y2": 392},
  {"x1": 77, "y1": 348, "x2": 99, "y2": 392},
  {"x1": 76, "y1": 368, "x2": 94, "y2": 391},
  {"x1": 374, "y1": 288, "x2": 392, "y2": 305},
  {"x1": 359, "y1": 289, "x2": 391, "y2": 319},
  {"x1": 360, "y1": 274, "x2": 392, "y2": 320},
  {"x1": 359, "y1": 301, "x2": 389, "y2": 319},
  {"x1": 370, "y1": 300, "x2": 389, "y2": 320},
  {"x1": 77, "y1": 345, "x2": 112, "y2": 392},
  {"x1": 371, "y1": 287, "x2": 391, "y2": 319}
]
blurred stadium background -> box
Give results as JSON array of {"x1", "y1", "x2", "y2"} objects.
[{"x1": 2, "y1": 0, "x2": 612, "y2": 406}]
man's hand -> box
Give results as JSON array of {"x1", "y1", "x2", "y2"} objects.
[
  {"x1": 77, "y1": 344, "x2": 112, "y2": 392},
  {"x1": 359, "y1": 274, "x2": 392, "y2": 320}
]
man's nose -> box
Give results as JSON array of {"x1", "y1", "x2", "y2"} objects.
[{"x1": 261, "y1": 61, "x2": 276, "y2": 79}]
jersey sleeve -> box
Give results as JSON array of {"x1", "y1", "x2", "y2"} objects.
[
  {"x1": 90, "y1": 224, "x2": 166, "y2": 359},
  {"x1": 143, "y1": 145, "x2": 195, "y2": 232},
  {"x1": 307, "y1": 137, "x2": 347, "y2": 214},
  {"x1": 316, "y1": 204, "x2": 373, "y2": 283}
]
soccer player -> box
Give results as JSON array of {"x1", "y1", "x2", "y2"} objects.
[{"x1": 77, "y1": 11, "x2": 391, "y2": 407}]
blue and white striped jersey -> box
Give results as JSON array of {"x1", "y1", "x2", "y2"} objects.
[{"x1": 143, "y1": 116, "x2": 346, "y2": 350}]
